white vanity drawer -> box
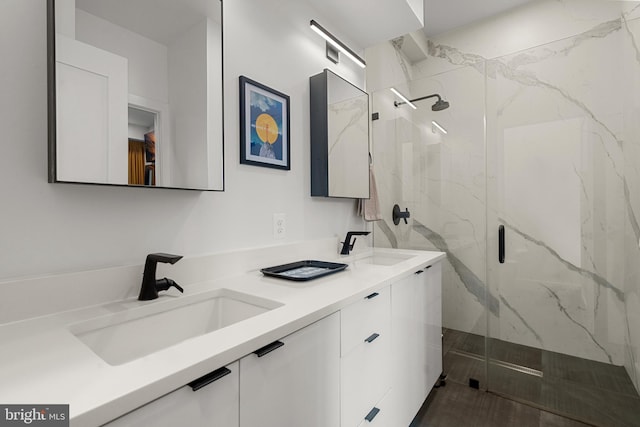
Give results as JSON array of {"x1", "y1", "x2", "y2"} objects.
[
  {"x1": 356, "y1": 389, "x2": 393, "y2": 427},
  {"x1": 341, "y1": 286, "x2": 390, "y2": 357},
  {"x1": 341, "y1": 322, "x2": 390, "y2": 427}
]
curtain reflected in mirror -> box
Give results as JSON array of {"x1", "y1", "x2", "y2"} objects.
[
  {"x1": 128, "y1": 131, "x2": 157, "y2": 186},
  {"x1": 128, "y1": 139, "x2": 145, "y2": 185}
]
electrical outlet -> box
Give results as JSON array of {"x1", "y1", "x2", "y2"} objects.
[{"x1": 273, "y1": 213, "x2": 286, "y2": 240}]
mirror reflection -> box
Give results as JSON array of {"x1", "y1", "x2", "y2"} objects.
[
  {"x1": 310, "y1": 69, "x2": 369, "y2": 199},
  {"x1": 326, "y1": 70, "x2": 369, "y2": 198},
  {"x1": 50, "y1": 0, "x2": 224, "y2": 190}
]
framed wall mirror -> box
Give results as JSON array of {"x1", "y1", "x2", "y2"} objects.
[{"x1": 47, "y1": 0, "x2": 224, "y2": 191}]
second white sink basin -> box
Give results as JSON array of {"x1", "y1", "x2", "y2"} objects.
[
  {"x1": 352, "y1": 252, "x2": 415, "y2": 266},
  {"x1": 70, "y1": 288, "x2": 282, "y2": 365}
]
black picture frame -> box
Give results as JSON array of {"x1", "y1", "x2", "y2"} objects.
[{"x1": 239, "y1": 76, "x2": 290, "y2": 170}]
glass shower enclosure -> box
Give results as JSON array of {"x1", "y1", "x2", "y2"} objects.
[{"x1": 370, "y1": 6, "x2": 640, "y2": 425}]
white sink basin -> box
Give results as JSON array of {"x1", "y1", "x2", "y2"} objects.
[
  {"x1": 70, "y1": 289, "x2": 282, "y2": 365},
  {"x1": 352, "y1": 252, "x2": 415, "y2": 266}
]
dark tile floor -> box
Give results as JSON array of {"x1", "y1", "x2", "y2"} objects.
[
  {"x1": 412, "y1": 329, "x2": 640, "y2": 427},
  {"x1": 410, "y1": 381, "x2": 592, "y2": 427}
]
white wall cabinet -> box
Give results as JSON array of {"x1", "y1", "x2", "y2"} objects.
[
  {"x1": 103, "y1": 361, "x2": 239, "y2": 427},
  {"x1": 239, "y1": 312, "x2": 340, "y2": 427},
  {"x1": 390, "y1": 262, "x2": 443, "y2": 426}
]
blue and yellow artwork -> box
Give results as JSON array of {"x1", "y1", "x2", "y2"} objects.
[
  {"x1": 250, "y1": 91, "x2": 284, "y2": 161},
  {"x1": 240, "y1": 76, "x2": 289, "y2": 170}
]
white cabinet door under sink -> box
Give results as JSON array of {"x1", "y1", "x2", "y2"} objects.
[
  {"x1": 104, "y1": 361, "x2": 239, "y2": 427},
  {"x1": 390, "y1": 264, "x2": 442, "y2": 426},
  {"x1": 239, "y1": 312, "x2": 340, "y2": 427}
]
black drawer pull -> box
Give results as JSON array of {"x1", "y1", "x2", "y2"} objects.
[
  {"x1": 188, "y1": 366, "x2": 231, "y2": 391},
  {"x1": 424, "y1": 265, "x2": 432, "y2": 270},
  {"x1": 365, "y1": 407, "x2": 380, "y2": 422},
  {"x1": 415, "y1": 270, "x2": 424, "y2": 275},
  {"x1": 365, "y1": 292, "x2": 379, "y2": 299},
  {"x1": 253, "y1": 340, "x2": 285, "y2": 357},
  {"x1": 364, "y1": 333, "x2": 380, "y2": 343}
]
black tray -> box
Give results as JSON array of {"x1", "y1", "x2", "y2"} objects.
[{"x1": 260, "y1": 260, "x2": 348, "y2": 281}]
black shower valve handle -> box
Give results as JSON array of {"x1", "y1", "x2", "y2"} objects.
[{"x1": 392, "y1": 204, "x2": 411, "y2": 225}]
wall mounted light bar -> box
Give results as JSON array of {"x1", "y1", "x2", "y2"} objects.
[
  {"x1": 390, "y1": 88, "x2": 417, "y2": 109},
  {"x1": 431, "y1": 120, "x2": 448, "y2": 134},
  {"x1": 310, "y1": 20, "x2": 366, "y2": 68}
]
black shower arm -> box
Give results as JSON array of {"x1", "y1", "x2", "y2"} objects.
[{"x1": 394, "y1": 93, "x2": 442, "y2": 107}]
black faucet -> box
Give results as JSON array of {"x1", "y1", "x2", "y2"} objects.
[
  {"x1": 138, "y1": 253, "x2": 184, "y2": 301},
  {"x1": 340, "y1": 231, "x2": 371, "y2": 255}
]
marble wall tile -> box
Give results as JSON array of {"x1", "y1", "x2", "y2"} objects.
[
  {"x1": 412, "y1": 0, "x2": 626, "y2": 78},
  {"x1": 622, "y1": 12, "x2": 640, "y2": 392},
  {"x1": 487, "y1": 12, "x2": 627, "y2": 365}
]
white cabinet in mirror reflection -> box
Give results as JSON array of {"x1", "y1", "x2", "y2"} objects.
[
  {"x1": 55, "y1": 34, "x2": 129, "y2": 185},
  {"x1": 49, "y1": 0, "x2": 224, "y2": 191},
  {"x1": 310, "y1": 69, "x2": 370, "y2": 198}
]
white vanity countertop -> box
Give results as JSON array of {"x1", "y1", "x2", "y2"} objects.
[{"x1": 0, "y1": 246, "x2": 445, "y2": 426}]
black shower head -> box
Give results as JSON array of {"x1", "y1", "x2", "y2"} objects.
[
  {"x1": 432, "y1": 98, "x2": 450, "y2": 111},
  {"x1": 393, "y1": 91, "x2": 450, "y2": 111}
]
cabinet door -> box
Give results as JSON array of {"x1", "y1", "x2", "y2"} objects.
[
  {"x1": 391, "y1": 271, "x2": 425, "y2": 426},
  {"x1": 425, "y1": 263, "x2": 443, "y2": 389},
  {"x1": 239, "y1": 312, "x2": 340, "y2": 427},
  {"x1": 104, "y1": 361, "x2": 239, "y2": 427},
  {"x1": 390, "y1": 263, "x2": 442, "y2": 426}
]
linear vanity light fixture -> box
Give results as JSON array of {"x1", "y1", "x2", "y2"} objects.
[
  {"x1": 390, "y1": 88, "x2": 417, "y2": 109},
  {"x1": 431, "y1": 120, "x2": 448, "y2": 134},
  {"x1": 310, "y1": 20, "x2": 366, "y2": 68}
]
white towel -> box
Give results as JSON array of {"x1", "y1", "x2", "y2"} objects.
[{"x1": 358, "y1": 165, "x2": 382, "y2": 221}]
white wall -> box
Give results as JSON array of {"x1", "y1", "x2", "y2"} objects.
[{"x1": 0, "y1": 0, "x2": 368, "y2": 280}]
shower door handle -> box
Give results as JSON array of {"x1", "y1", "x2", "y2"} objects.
[{"x1": 498, "y1": 225, "x2": 505, "y2": 264}]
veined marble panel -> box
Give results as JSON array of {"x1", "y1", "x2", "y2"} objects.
[
  {"x1": 623, "y1": 12, "x2": 640, "y2": 392},
  {"x1": 327, "y1": 95, "x2": 369, "y2": 197},
  {"x1": 365, "y1": 39, "x2": 415, "y2": 94},
  {"x1": 486, "y1": 15, "x2": 627, "y2": 365},
  {"x1": 414, "y1": 0, "x2": 629, "y2": 78}
]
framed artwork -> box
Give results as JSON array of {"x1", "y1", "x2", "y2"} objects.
[{"x1": 239, "y1": 76, "x2": 290, "y2": 170}]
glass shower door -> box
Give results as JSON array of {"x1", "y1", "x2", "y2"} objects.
[
  {"x1": 484, "y1": 20, "x2": 640, "y2": 426},
  {"x1": 371, "y1": 63, "x2": 490, "y2": 395}
]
